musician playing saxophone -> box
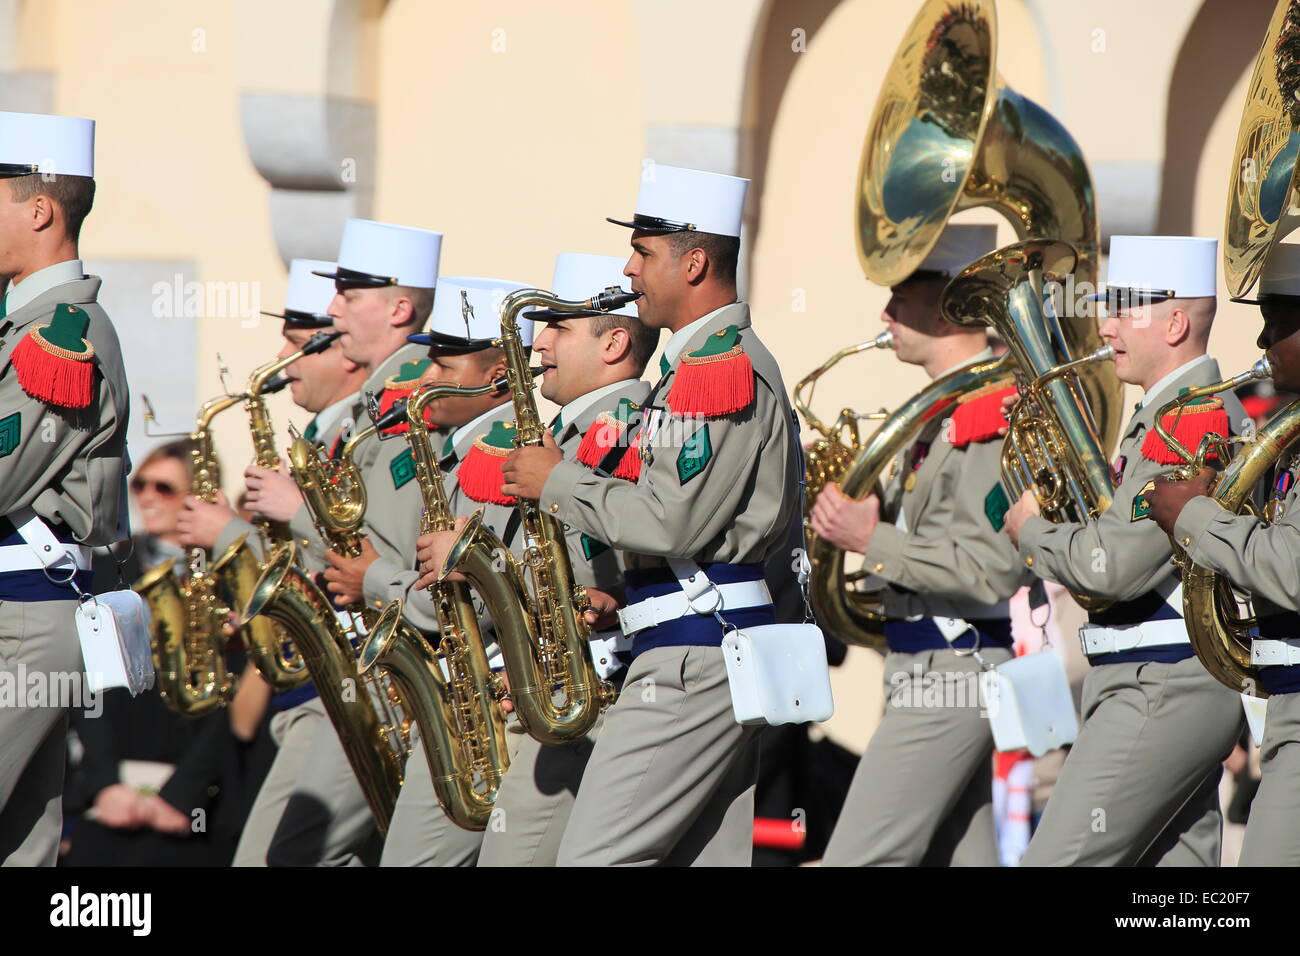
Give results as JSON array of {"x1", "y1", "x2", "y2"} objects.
[
  {"x1": 812, "y1": 224, "x2": 1029, "y2": 867},
  {"x1": 1147, "y1": 243, "x2": 1300, "y2": 866},
  {"x1": 1003, "y1": 236, "x2": 1246, "y2": 866}
]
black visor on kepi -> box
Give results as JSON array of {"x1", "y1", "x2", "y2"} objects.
[
  {"x1": 311, "y1": 265, "x2": 398, "y2": 288},
  {"x1": 261, "y1": 308, "x2": 334, "y2": 328},
  {"x1": 1231, "y1": 292, "x2": 1300, "y2": 306},
  {"x1": 1086, "y1": 287, "x2": 1174, "y2": 313},
  {"x1": 606, "y1": 213, "x2": 697, "y2": 233},
  {"x1": 406, "y1": 330, "x2": 498, "y2": 355},
  {"x1": 0, "y1": 162, "x2": 38, "y2": 178}
]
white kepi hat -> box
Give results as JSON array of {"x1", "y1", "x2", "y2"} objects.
[
  {"x1": 523, "y1": 252, "x2": 640, "y2": 321},
  {"x1": 915, "y1": 223, "x2": 998, "y2": 279},
  {"x1": 1233, "y1": 241, "x2": 1300, "y2": 304},
  {"x1": 0, "y1": 111, "x2": 95, "y2": 178},
  {"x1": 409, "y1": 276, "x2": 535, "y2": 352},
  {"x1": 608, "y1": 163, "x2": 749, "y2": 238},
  {"x1": 1099, "y1": 236, "x2": 1218, "y2": 309},
  {"x1": 261, "y1": 259, "x2": 339, "y2": 327},
  {"x1": 314, "y1": 218, "x2": 442, "y2": 289}
]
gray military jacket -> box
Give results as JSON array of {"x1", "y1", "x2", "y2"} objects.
[
  {"x1": 540, "y1": 302, "x2": 799, "y2": 573},
  {"x1": 0, "y1": 275, "x2": 130, "y2": 547},
  {"x1": 1020, "y1": 355, "x2": 1249, "y2": 604},
  {"x1": 864, "y1": 351, "x2": 1029, "y2": 619}
]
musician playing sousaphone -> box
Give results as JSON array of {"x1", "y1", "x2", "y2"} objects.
[
  {"x1": 813, "y1": 223, "x2": 1031, "y2": 866},
  {"x1": 1003, "y1": 236, "x2": 1247, "y2": 866},
  {"x1": 1147, "y1": 242, "x2": 1300, "y2": 866}
]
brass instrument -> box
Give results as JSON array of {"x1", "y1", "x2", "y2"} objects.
[
  {"x1": 441, "y1": 286, "x2": 638, "y2": 743},
  {"x1": 358, "y1": 378, "x2": 512, "y2": 831},
  {"x1": 808, "y1": 0, "x2": 1121, "y2": 645},
  {"x1": 794, "y1": 331, "x2": 892, "y2": 514},
  {"x1": 136, "y1": 392, "x2": 243, "y2": 716},
  {"x1": 1152, "y1": 360, "x2": 1279, "y2": 695},
  {"x1": 217, "y1": 330, "x2": 340, "y2": 693},
  {"x1": 1223, "y1": 0, "x2": 1300, "y2": 298},
  {"x1": 241, "y1": 398, "x2": 416, "y2": 833}
]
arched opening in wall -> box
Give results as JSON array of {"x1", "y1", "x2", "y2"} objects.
[
  {"x1": 739, "y1": 0, "x2": 846, "y2": 277},
  {"x1": 1155, "y1": 0, "x2": 1274, "y2": 237}
]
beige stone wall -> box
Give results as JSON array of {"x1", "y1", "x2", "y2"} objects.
[{"x1": 12, "y1": 0, "x2": 1282, "y2": 750}]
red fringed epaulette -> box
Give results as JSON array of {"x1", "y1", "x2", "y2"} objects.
[
  {"x1": 11, "y1": 303, "x2": 96, "y2": 408},
  {"x1": 575, "y1": 397, "x2": 641, "y2": 467},
  {"x1": 950, "y1": 380, "x2": 1018, "y2": 448},
  {"x1": 457, "y1": 420, "x2": 517, "y2": 505},
  {"x1": 1140, "y1": 396, "x2": 1230, "y2": 464},
  {"x1": 378, "y1": 359, "x2": 431, "y2": 435},
  {"x1": 612, "y1": 436, "x2": 643, "y2": 482},
  {"x1": 666, "y1": 325, "x2": 754, "y2": 418}
]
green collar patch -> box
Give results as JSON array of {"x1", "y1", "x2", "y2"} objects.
[
  {"x1": 0, "y1": 412, "x2": 19, "y2": 458},
  {"x1": 677, "y1": 423, "x2": 713, "y2": 484},
  {"x1": 1131, "y1": 478, "x2": 1155, "y2": 521},
  {"x1": 686, "y1": 324, "x2": 741, "y2": 359},
  {"x1": 390, "y1": 447, "x2": 416, "y2": 489},
  {"x1": 984, "y1": 482, "x2": 1010, "y2": 531},
  {"x1": 580, "y1": 533, "x2": 609, "y2": 561}
]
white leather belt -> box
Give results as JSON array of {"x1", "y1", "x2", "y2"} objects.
[
  {"x1": 1079, "y1": 619, "x2": 1189, "y2": 656},
  {"x1": 0, "y1": 541, "x2": 92, "y2": 573},
  {"x1": 588, "y1": 628, "x2": 630, "y2": 678},
  {"x1": 617, "y1": 580, "x2": 772, "y2": 637},
  {"x1": 1252, "y1": 638, "x2": 1300, "y2": 667}
]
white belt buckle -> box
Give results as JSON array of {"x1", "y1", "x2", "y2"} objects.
[{"x1": 1112, "y1": 625, "x2": 1144, "y2": 653}]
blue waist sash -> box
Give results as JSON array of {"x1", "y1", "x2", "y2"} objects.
[
  {"x1": 883, "y1": 617, "x2": 1014, "y2": 654},
  {"x1": 0, "y1": 516, "x2": 93, "y2": 602},
  {"x1": 623, "y1": 562, "x2": 775, "y2": 660},
  {"x1": 271, "y1": 682, "x2": 319, "y2": 711}
]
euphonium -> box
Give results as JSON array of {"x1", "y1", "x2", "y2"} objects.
[
  {"x1": 441, "y1": 286, "x2": 637, "y2": 743},
  {"x1": 794, "y1": 331, "x2": 892, "y2": 515},
  {"x1": 1156, "y1": 359, "x2": 1285, "y2": 696},
  {"x1": 358, "y1": 379, "x2": 512, "y2": 830},
  {"x1": 136, "y1": 392, "x2": 242, "y2": 716},
  {"x1": 809, "y1": 0, "x2": 1121, "y2": 646},
  {"x1": 241, "y1": 399, "x2": 414, "y2": 833},
  {"x1": 217, "y1": 330, "x2": 340, "y2": 693}
]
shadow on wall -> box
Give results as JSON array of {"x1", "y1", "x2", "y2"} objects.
[{"x1": 1155, "y1": 0, "x2": 1276, "y2": 237}]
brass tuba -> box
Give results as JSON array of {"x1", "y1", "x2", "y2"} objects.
[
  {"x1": 1152, "y1": 360, "x2": 1279, "y2": 695},
  {"x1": 358, "y1": 378, "x2": 512, "y2": 831},
  {"x1": 441, "y1": 286, "x2": 637, "y2": 743},
  {"x1": 807, "y1": 0, "x2": 1122, "y2": 646},
  {"x1": 241, "y1": 399, "x2": 416, "y2": 833}
]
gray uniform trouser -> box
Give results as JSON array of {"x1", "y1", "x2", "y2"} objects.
[
  {"x1": 477, "y1": 706, "x2": 608, "y2": 867},
  {"x1": 265, "y1": 699, "x2": 382, "y2": 867},
  {"x1": 823, "y1": 646, "x2": 1010, "y2": 867},
  {"x1": 233, "y1": 697, "x2": 323, "y2": 866},
  {"x1": 556, "y1": 645, "x2": 762, "y2": 867},
  {"x1": 1022, "y1": 655, "x2": 1243, "y2": 866},
  {"x1": 0, "y1": 599, "x2": 81, "y2": 867},
  {"x1": 379, "y1": 724, "x2": 493, "y2": 867},
  {"x1": 1240, "y1": 691, "x2": 1300, "y2": 866}
]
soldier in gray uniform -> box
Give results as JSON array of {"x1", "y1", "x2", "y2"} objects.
[
  {"x1": 1148, "y1": 241, "x2": 1300, "y2": 866},
  {"x1": 812, "y1": 224, "x2": 1029, "y2": 866},
  {"x1": 495, "y1": 165, "x2": 800, "y2": 866},
  {"x1": 0, "y1": 111, "x2": 131, "y2": 866},
  {"x1": 1004, "y1": 235, "x2": 1247, "y2": 866},
  {"x1": 174, "y1": 258, "x2": 368, "y2": 867},
  {"x1": 235, "y1": 217, "x2": 443, "y2": 866}
]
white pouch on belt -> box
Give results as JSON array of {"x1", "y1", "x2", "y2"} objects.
[
  {"x1": 12, "y1": 510, "x2": 154, "y2": 696},
  {"x1": 668, "y1": 558, "x2": 834, "y2": 727},
  {"x1": 980, "y1": 649, "x2": 1077, "y2": 756}
]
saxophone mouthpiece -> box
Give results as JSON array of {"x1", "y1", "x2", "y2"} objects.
[
  {"x1": 374, "y1": 397, "x2": 409, "y2": 435},
  {"x1": 590, "y1": 286, "x2": 643, "y2": 312},
  {"x1": 260, "y1": 375, "x2": 291, "y2": 396},
  {"x1": 303, "y1": 330, "x2": 342, "y2": 355}
]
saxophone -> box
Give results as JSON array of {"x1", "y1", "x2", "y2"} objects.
[
  {"x1": 215, "y1": 330, "x2": 340, "y2": 692},
  {"x1": 241, "y1": 398, "x2": 416, "y2": 834},
  {"x1": 441, "y1": 286, "x2": 638, "y2": 744},
  {"x1": 358, "y1": 378, "x2": 512, "y2": 830},
  {"x1": 136, "y1": 392, "x2": 243, "y2": 716}
]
